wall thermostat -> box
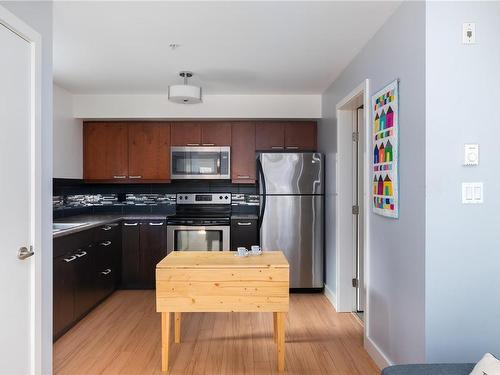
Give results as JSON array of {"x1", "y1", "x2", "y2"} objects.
[{"x1": 464, "y1": 144, "x2": 479, "y2": 166}]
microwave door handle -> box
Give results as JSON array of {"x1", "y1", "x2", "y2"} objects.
[{"x1": 217, "y1": 155, "x2": 221, "y2": 174}]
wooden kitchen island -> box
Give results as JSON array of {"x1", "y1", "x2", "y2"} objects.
[{"x1": 156, "y1": 251, "x2": 290, "y2": 373}]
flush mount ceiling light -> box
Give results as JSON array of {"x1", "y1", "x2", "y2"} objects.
[{"x1": 168, "y1": 71, "x2": 202, "y2": 104}]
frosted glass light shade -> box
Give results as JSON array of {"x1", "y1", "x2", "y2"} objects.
[{"x1": 168, "y1": 84, "x2": 202, "y2": 104}]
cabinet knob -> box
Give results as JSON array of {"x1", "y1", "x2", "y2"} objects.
[
  {"x1": 237, "y1": 175, "x2": 250, "y2": 179},
  {"x1": 123, "y1": 222, "x2": 138, "y2": 226},
  {"x1": 100, "y1": 241, "x2": 112, "y2": 247},
  {"x1": 271, "y1": 146, "x2": 284, "y2": 150},
  {"x1": 129, "y1": 175, "x2": 142, "y2": 179},
  {"x1": 237, "y1": 222, "x2": 252, "y2": 226},
  {"x1": 113, "y1": 175, "x2": 126, "y2": 179}
]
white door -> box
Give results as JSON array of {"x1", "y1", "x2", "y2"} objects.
[{"x1": 0, "y1": 22, "x2": 36, "y2": 374}]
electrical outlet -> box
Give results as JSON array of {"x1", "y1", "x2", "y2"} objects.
[
  {"x1": 463, "y1": 23, "x2": 476, "y2": 44},
  {"x1": 464, "y1": 144, "x2": 479, "y2": 166},
  {"x1": 462, "y1": 182, "x2": 483, "y2": 204}
]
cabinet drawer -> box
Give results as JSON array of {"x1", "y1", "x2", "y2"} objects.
[{"x1": 230, "y1": 218, "x2": 259, "y2": 250}]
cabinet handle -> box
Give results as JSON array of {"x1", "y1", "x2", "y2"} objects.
[
  {"x1": 101, "y1": 241, "x2": 112, "y2": 247},
  {"x1": 237, "y1": 222, "x2": 252, "y2": 226},
  {"x1": 237, "y1": 175, "x2": 250, "y2": 179},
  {"x1": 75, "y1": 250, "x2": 87, "y2": 258},
  {"x1": 101, "y1": 269, "x2": 112, "y2": 275},
  {"x1": 202, "y1": 143, "x2": 215, "y2": 146},
  {"x1": 102, "y1": 225, "x2": 112, "y2": 231},
  {"x1": 186, "y1": 143, "x2": 199, "y2": 146},
  {"x1": 149, "y1": 222, "x2": 164, "y2": 226},
  {"x1": 271, "y1": 146, "x2": 284, "y2": 150},
  {"x1": 124, "y1": 222, "x2": 138, "y2": 226},
  {"x1": 64, "y1": 255, "x2": 77, "y2": 263},
  {"x1": 113, "y1": 175, "x2": 126, "y2": 179},
  {"x1": 129, "y1": 175, "x2": 142, "y2": 179},
  {"x1": 286, "y1": 146, "x2": 299, "y2": 150}
]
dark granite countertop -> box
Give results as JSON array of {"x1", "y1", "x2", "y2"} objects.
[{"x1": 53, "y1": 214, "x2": 170, "y2": 238}]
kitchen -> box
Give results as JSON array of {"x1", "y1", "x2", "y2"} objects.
[{"x1": 48, "y1": 1, "x2": 390, "y2": 374}]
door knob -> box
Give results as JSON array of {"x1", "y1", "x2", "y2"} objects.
[{"x1": 18, "y1": 246, "x2": 34, "y2": 260}]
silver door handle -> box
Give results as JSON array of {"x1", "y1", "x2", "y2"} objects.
[
  {"x1": 18, "y1": 246, "x2": 34, "y2": 260},
  {"x1": 64, "y1": 255, "x2": 77, "y2": 263},
  {"x1": 186, "y1": 143, "x2": 199, "y2": 146},
  {"x1": 286, "y1": 146, "x2": 299, "y2": 150},
  {"x1": 237, "y1": 175, "x2": 250, "y2": 179},
  {"x1": 129, "y1": 175, "x2": 142, "y2": 179},
  {"x1": 113, "y1": 175, "x2": 126, "y2": 179},
  {"x1": 271, "y1": 146, "x2": 284, "y2": 150},
  {"x1": 101, "y1": 241, "x2": 112, "y2": 247},
  {"x1": 123, "y1": 222, "x2": 138, "y2": 226},
  {"x1": 101, "y1": 269, "x2": 111, "y2": 275},
  {"x1": 237, "y1": 222, "x2": 252, "y2": 226},
  {"x1": 102, "y1": 225, "x2": 112, "y2": 231},
  {"x1": 75, "y1": 250, "x2": 87, "y2": 258},
  {"x1": 149, "y1": 222, "x2": 164, "y2": 226},
  {"x1": 202, "y1": 143, "x2": 215, "y2": 146}
]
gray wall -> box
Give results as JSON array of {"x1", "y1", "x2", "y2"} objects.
[
  {"x1": 1, "y1": 2, "x2": 53, "y2": 373},
  {"x1": 425, "y1": 1, "x2": 500, "y2": 363},
  {"x1": 319, "y1": 2, "x2": 426, "y2": 364}
]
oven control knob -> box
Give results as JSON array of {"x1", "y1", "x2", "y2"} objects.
[
  {"x1": 185, "y1": 195, "x2": 188, "y2": 200},
  {"x1": 225, "y1": 195, "x2": 229, "y2": 199},
  {"x1": 179, "y1": 196, "x2": 182, "y2": 200},
  {"x1": 219, "y1": 196, "x2": 223, "y2": 199}
]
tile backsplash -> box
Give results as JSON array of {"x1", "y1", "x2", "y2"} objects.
[{"x1": 53, "y1": 179, "x2": 259, "y2": 218}]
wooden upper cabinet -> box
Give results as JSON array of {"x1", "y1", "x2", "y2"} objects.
[
  {"x1": 231, "y1": 123, "x2": 256, "y2": 183},
  {"x1": 128, "y1": 122, "x2": 171, "y2": 181},
  {"x1": 284, "y1": 121, "x2": 317, "y2": 151},
  {"x1": 200, "y1": 122, "x2": 231, "y2": 146},
  {"x1": 255, "y1": 122, "x2": 285, "y2": 150},
  {"x1": 84, "y1": 122, "x2": 128, "y2": 181},
  {"x1": 170, "y1": 123, "x2": 202, "y2": 146}
]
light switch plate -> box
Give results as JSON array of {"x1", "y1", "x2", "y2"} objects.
[
  {"x1": 462, "y1": 182, "x2": 483, "y2": 204},
  {"x1": 463, "y1": 22, "x2": 476, "y2": 44},
  {"x1": 464, "y1": 144, "x2": 479, "y2": 166}
]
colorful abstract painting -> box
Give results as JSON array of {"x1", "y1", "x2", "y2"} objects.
[{"x1": 372, "y1": 80, "x2": 399, "y2": 218}]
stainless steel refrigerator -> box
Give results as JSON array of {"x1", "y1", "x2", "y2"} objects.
[{"x1": 257, "y1": 152, "x2": 324, "y2": 289}]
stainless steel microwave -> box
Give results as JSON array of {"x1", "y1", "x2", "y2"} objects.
[{"x1": 171, "y1": 146, "x2": 230, "y2": 180}]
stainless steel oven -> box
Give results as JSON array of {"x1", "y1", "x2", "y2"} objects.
[
  {"x1": 167, "y1": 193, "x2": 231, "y2": 251},
  {"x1": 171, "y1": 146, "x2": 230, "y2": 180}
]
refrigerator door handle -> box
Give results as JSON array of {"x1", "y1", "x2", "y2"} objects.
[{"x1": 257, "y1": 158, "x2": 266, "y2": 230}]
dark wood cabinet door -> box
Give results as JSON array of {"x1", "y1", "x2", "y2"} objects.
[
  {"x1": 255, "y1": 122, "x2": 285, "y2": 151},
  {"x1": 230, "y1": 218, "x2": 259, "y2": 250},
  {"x1": 73, "y1": 243, "x2": 96, "y2": 319},
  {"x1": 201, "y1": 122, "x2": 232, "y2": 146},
  {"x1": 128, "y1": 122, "x2": 171, "y2": 181},
  {"x1": 231, "y1": 122, "x2": 256, "y2": 183},
  {"x1": 121, "y1": 221, "x2": 142, "y2": 288},
  {"x1": 170, "y1": 123, "x2": 202, "y2": 146},
  {"x1": 83, "y1": 122, "x2": 129, "y2": 180},
  {"x1": 53, "y1": 254, "x2": 76, "y2": 339},
  {"x1": 139, "y1": 221, "x2": 167, "y2": 288},
  {"x1": 284, "y1": 121, "x2": 317, "y2": 151}
]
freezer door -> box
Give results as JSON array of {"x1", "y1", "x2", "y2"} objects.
[
  {"x1": 259, "y1": 153, "x2": 324, "y2": 195},
  {"x1": 260, "y1": 195, "x2": 324, "y2": 288}
]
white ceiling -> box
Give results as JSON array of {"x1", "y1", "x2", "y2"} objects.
[{"x1": 53, "y1": 1, "x2": 401, "y2": 95}]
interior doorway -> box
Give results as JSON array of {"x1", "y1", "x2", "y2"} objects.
[
  {"x1": 334, "y1": 79, "x2": 370, "y2": 332},
  {"x1": 353, "y1": 105, "x2": 365, "y2": 321}
]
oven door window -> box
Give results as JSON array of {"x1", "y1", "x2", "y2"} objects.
[{"x1": 174, "y1": 229, "x2": 223, "y2": 251}]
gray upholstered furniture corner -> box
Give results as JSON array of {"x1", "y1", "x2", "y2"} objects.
[{"x1": 381, "y1": 363, "x2": 475, "y2": 375}]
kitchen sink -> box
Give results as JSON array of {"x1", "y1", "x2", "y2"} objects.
[{"x1": 53, "y1": 222, "x2": 89, "y2": 232}]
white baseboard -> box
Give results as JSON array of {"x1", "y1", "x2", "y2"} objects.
[
  {"x1": 323, "y1": 284, "x2": 337, "y2": 310},
  {"x1": 365, "y1": 335, "x2": 393, "y2": 369}
]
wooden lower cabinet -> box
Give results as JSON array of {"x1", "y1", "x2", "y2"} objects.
[
  {"x1": 53, "y1": 224, "x2": 122, "y2": 340},
  {"x1": 121, "y1": 220, "x2": 167, "y2": 289}
]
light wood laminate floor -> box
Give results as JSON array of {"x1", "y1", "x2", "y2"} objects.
[{"x1": 54, "y1": 290, "x2": 379, "y2": 375}]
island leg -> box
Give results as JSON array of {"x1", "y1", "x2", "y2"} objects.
[
  {"x1": 174, "y1": 312, "x2": 182, "y2": 343},
  {"x1": 276, "y1": 312, "x2": 285, "y2": 372},
  {"x1": 273, "y1": 312, "x2": 277, "y2": 342},
  {"x1": 161, "y1": 312, "x2": 170, "y2": 372}
]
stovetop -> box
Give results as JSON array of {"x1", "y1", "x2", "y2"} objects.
[{"x1": 167, "y1": 193, "x2": 232, "y2": 225}]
